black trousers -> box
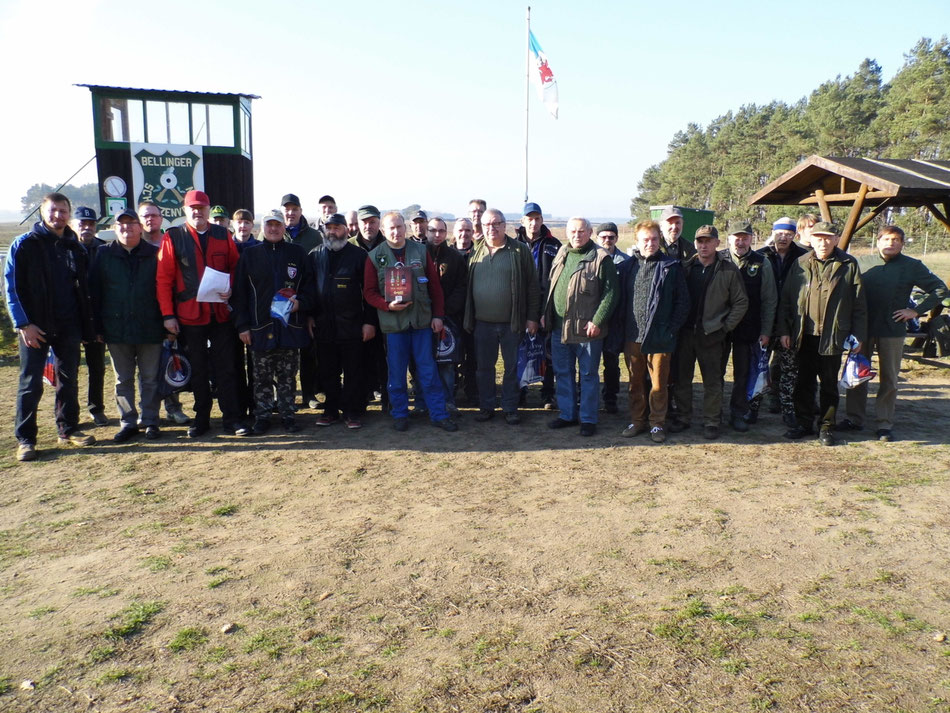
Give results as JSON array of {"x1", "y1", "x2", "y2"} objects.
[
  {"x1": 601, "y1": 349, "x2": 621, "y2": 406},
  {"x1": 84, "y1": 341, "x2": 106, "y2": 416},
  {"x1": 721, "y1": 335, "x2": 754, "y2": 418},
  {"x1": 179, "y1": 320, "x2": 241, "y2": 425},
  {"x1": 794, "y1": 335, "x2": 842, "y2": 429},
  {"x1": 316, "y1": 339, "x2": 365, "y2": 420}
]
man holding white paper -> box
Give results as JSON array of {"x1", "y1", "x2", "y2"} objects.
[{"x1": 157, "y1": 190, "x2": 247, "y2": 437}]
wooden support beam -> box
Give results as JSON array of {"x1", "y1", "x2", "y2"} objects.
[
  {"x1": 925, "y1": 203, "x2": 950, "y2": 232},
  {"x1": 854, "y1": 198, "x2": 895, "y2": 233},
  {"x1": 813, "y1": 188, "x2": 832, "y2": 222},
  {"x1": 799, "y1": 190, "x2": 895, "y2": 205},
  {"x1": 839, "y1": 183, "x2": 869, "y2": 252}
]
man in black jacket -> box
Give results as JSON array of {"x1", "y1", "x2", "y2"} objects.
[
  {"x1": 516, "y1": 202, "x2": 561, "y2": 408},
  {"x1": 427, "y1": 217, "x2": 468, "y2": 414},
  {"x1": 5, "y1": 193, "x2": 97, "y2": 461},
  {"x1": 72, "y1": 206, "x2": 109, "y2": 427},
  {"x1": 232, "y1": 210, "x2": 314, "y2": 434},
  {"x1": 308, "y1": 214, "x2": 377, "y2": 430}
]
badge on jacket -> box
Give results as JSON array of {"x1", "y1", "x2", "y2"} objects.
[
  {"x1": 287, "y1": 265, "x2": 298, "y2": 279},
  {"x1": 747, "y1": 264, "x2": 759, "y2": 277}
]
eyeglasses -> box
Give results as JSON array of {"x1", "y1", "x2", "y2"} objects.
[{"x1": 483, "y1": 221, "x2": 505, "y2": 228}]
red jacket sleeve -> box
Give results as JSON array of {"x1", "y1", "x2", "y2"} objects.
[{"x1": 156, "y1": 233, "x2": 177, "y2": 319}]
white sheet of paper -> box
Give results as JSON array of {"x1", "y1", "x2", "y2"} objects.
[{"x1": 197, "y1": 267, "x2": 230, "y2": 303}]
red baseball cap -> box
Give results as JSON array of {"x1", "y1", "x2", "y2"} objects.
[{"x1": 183, "y1": 189, "x2": 210, "y2": 207}]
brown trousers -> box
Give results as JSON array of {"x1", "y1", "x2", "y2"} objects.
[{"x1": 624, "y1": 341, "x2": 672, "y2": 429}]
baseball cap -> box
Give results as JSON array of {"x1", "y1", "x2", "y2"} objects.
[
  {"x1": 523, "y1": 202, "x2": 542, "y2": 216},
  {"x1": 183, "y1": 190, "x2": 210, "y2": 207},
  {"x1": 811, "y1": 221, "x2": 838, "y2": 236},
  {"x1": 318, "y1": 194, "x2": 336, "y2": 204},
  {"x1": 727, "y1": 220, "x2": 753, "y2": 236},
  {"x1": 210, "y1": 205, "x2": 228, "y2": 218},
  {"x1": 411, "y1": 210, "x2": 428, "y2": 222},
  {"x1": 74, "y1": 206, "x2": 97, "y2": 221},
  {"x1": 113, "y1": 209, "x2": 139, "y2": 222},
  {"x1": 357, "y1": 205, "x2": 380, "y2": 220},
  {"x1": 325, "y1": 213, "x2": 347, "y2": 227},
  {"x1": 262, "y1": 209, "x2": 284, "y2": 224},
  {"x1": 660, "y1": 206, "x2": 684, "y2": 221},
  {"x1": 280, "y1": 193, "x2": 301, "y2": 207},
  {"x1": 694, "y1": 225, "x2": 719, "y2": 241}
]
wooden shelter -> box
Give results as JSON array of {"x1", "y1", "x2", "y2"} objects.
[{"x1": 748, "y1": 155, "x2": 950, "y2": 249}]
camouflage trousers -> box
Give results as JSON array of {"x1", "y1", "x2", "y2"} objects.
[
  {"x1": 766, "y1": 342, "x2": 798, "y2": 420},
  {"x1": 251, "y1": 348, "x2": 298, "y2": 420}
]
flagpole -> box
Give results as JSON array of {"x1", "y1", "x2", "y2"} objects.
[{"x1": 524, "y1": 5, "x2": 530, "y2": 204}]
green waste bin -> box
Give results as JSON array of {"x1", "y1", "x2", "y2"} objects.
[{"x1": 649, "y1": 205, "x2": 716, "y2": 244}]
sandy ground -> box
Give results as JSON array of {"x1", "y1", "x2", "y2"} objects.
[{"x1": 1, "y1": 352, "x2": 949, "y2": 713}]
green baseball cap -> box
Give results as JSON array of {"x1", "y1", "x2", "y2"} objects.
[{"x1": 810, "y1": 221, "x2": 838, "y2": 236}]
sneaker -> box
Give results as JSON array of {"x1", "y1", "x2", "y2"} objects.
[
  {"x1": 876, "y1": 428, "x2": 893, "y2": 442},
  {"x1": 144, "y1": 425, "x2": 161, "y2": 440},
  {"x1": 668, "y1": 418, "x2": 690, "y2": 433},
  {"x1": 113, "y1": 426, "x2": 139, "y2": 443},
  {"x1": 167, "y1": 408, "x2": 191, "y2": 425},
  {"x1": 579, "y1": 422, "x2": 596, "y2": 437},
  {"x1": 282, "y1": 418, "x2": 302, "y2": 433},
  {"x1": 504, "y1": 411, "x2": 521, "y2": 425},
  {"x1": 91, "y1": 412, "x2": 109, "y2": 427},
  {"x1": 548, "y1": 418, "x2": 577, "y2": 429},
  {"x1": 835, "y1": 418, "x2": 863, "y2": 432},
  {"x1": 819, "y1": 428, "x2": 836, "y2": 447},
  {"x1": 703, "y1": 425, "x2": 720, "y2": 440},
  {"x1": 393, "y1": 418, "x2": 409, "y2": 432},
  {"x1": 315, "y1": 415, "x2": 339, "y2": 427},
  {"x1": 621, "y1": 424, "x2": 647, "y2": 438},
  {"x1": 252, "y1": 419, "x2": 271, "y2": 435},
  {"x1": 59, "y1": 430, "x2": 96, "y2": 447},
  {"x1": 188, "y1": 421, "x2": 210, "y2": 438},
  {"x1": 16, "y1": 443, "x2": 37, "y2": 462},
  {"x1": 308, "y1": 399, "x2": 320, "y2": 410},
  {"x1": 474, "y1": 409, "x2": 494, "y2": 422},
  {"x1": 649, "y1": 426, "x2": 667, "y2": 443},
  {"x1": 226, "y1": 422, "x2": 251, "y2": 437},
  {"x1": 434, "y1": 418, "x2": 459, "y2": 432},
  {"x1": 730, "y1": 416, "x2": 749, "y2": 433},
  {"x1": 344, "y1": 418, "x2": 363, "y2": 430}
]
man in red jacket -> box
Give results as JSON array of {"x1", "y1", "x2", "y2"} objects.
[{"x1": 156, "y1": 190, "x2": 247, "y2": 437}]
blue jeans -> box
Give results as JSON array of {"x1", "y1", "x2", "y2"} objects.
[
  {"x1": 474, "y1": 321, "x2": 522, "y2": 413},
  {"x1": 551, "y1": 330, "x2": 603, "y2": 425},
  {"x1": 386, "y1": 328, "x2": 447, "y2": 421},
  {"x1": 437, "y1": 361, "x2": 456, "y2": 410}
]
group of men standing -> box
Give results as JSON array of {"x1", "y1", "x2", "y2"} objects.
[{"x1": 5, "y1": 191, "x2": 948, "y2": 461}]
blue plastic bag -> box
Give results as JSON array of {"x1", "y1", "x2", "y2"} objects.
[
  {"x1": 157, "y1": 339, "x2": 192, "y2": 397},
  {"x1": 517, "y1": 332, "x2": 546, "y2": 387},
  {"x1": 746, "y1": 342, "x2": 771, "y2": 401}
]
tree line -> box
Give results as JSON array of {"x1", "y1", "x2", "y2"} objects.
[{"x1": 631, "y1": 37, "x2": 950, "y2": 250}]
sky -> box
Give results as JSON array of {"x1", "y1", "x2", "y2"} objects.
[{"x1": 2, "y1": 0, "x2": 948, "y2": 223}]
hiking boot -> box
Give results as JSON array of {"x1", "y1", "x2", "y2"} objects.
[
  {"x1": 16, "y1": 443, "x2": 37, "y2": 462},
  {"x1": 819, "y1": 428, "x2": 835, "y2": 447},
  {"x1": 59, "y1": 430, "x2": 96, "y2": 447},
  {"x1": 876, "y1": 429, "x2": 893, "y2": 442},
  {"x1": 393, "y1": 418, "x2": 409, "y2": 432},
  {"x1": 433, "y1": 418, "x2": 459, "y2": 432},
  {"x1": 144, "y1": 425, "x2": 161, "y2": 440},
  {"x1": 252, "y1": 419, "x2": 271, "y2": 435},
  {"x1": 622, "y1": 423, "x2": 647, "y2": 438},
  {"x1": 504, "y1": 411, "x2": 521, "y2": 425},
  {"x1": 474, "y1": 409, "x2": 494, "y2": 422},
  {"x1": 113, "y1": 426, "x2": 139, "y2": 443},
  {"x1": 548, "y1": 418, "x2": 577, "y2": 429},
  {"x1": 668, "y1": 418, "x2": 690, "y2": 433},
  {"x1": 703, "y1": 425, "x2": 720, "y2": 440},
  {"x1": 649, "y1": 426, "x2": 667, "y2": 443},
  {"x1": 579, "y1": 422, "x2": 596, "y2": 437}
]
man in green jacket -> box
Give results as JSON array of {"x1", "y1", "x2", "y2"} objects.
[
  {"x1": 543, "y1": 217, "x2": 618, "y2": 437},
  {"x1": 779, "y1": 222, "x2": 867, "y2": 446},
  {"x1": 841, "y1": 225, "x2": 948, "y2": 441},
  {"x1": 89, "y1": 210, "x2": 167, "y2": 443},
  {"x1": 670, "y1": 225, "x2": 748, "y2": 440},
  {"x1": 463, "y1": 209, "x2": 541, "y2": 424}
]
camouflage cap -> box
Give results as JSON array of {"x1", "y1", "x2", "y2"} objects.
[{"x1": 810, "y1": 221, "x2": 838, "y2": 236}]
